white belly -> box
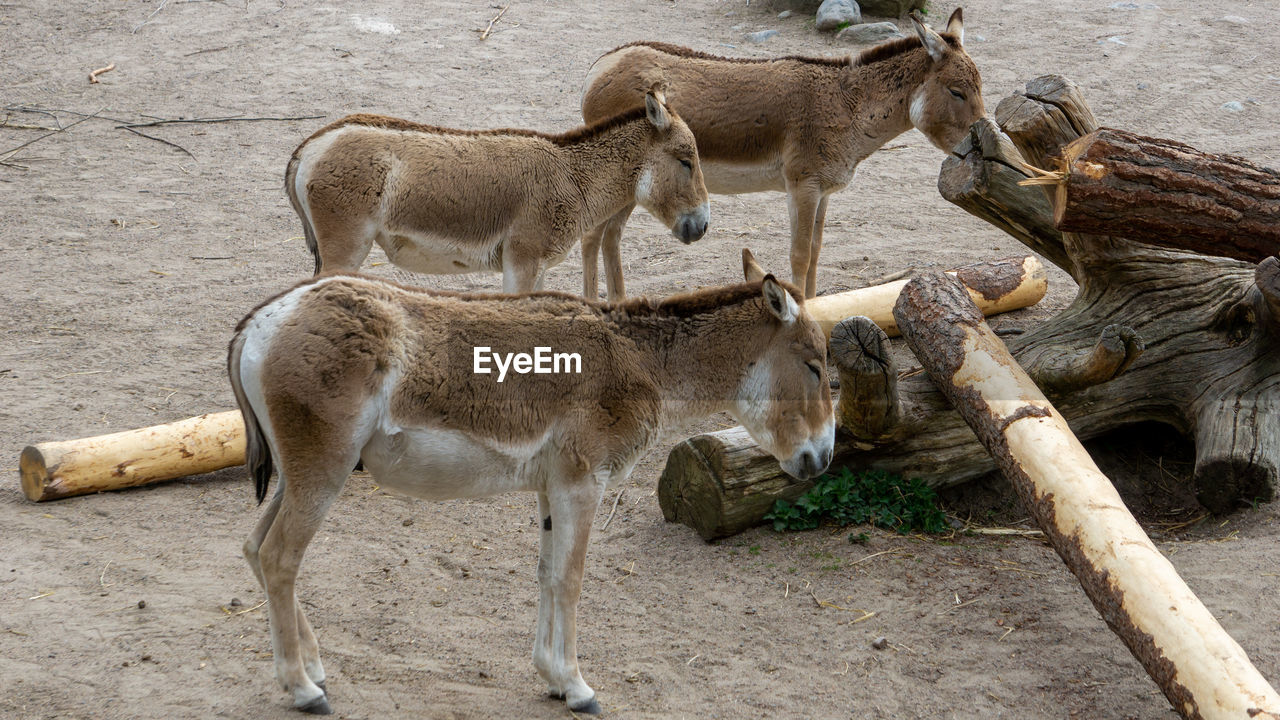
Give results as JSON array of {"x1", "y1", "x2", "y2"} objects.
[
  {"x1": 701, "y1": 158, "x2": 787, "y2": 195},
  {"x1": 375, "y1": 228, "x2": 504, "y2": 275},
  {"x1": 360, "y1": 425, "x2": 549, "y2": 500}
]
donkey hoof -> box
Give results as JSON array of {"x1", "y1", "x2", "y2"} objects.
[
  {"x1": 568, "y1": 696, "x2": 601, "y2": 715},
  {"x1": 298, "y1": 694, "x2": 332, "y2": 715}
]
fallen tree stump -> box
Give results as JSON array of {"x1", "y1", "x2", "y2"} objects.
[
  {"x1": 19, "y1": 411, "x2": 245, "y2": 501},
  {"x1": 658, "y1": 75, "x2": 1279, "y2": 540},
  {"x1": 894, "y1": 270, "x2": 1280, "y2": 720},
  {"x1": 1042, "y1": 128, "x2": 1280, "y2": 263},
  {"x1": 804, "y1": 254, "x2": 1045, "y2": 337}
]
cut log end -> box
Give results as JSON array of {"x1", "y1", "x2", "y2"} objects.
[
  {"x1": 1258, "y1": 256, "x2": 1280, "y2": 323},
  {"x1": 830, "y1": 316, "x2": 900, "y2": 440},
  {"x1": 19, "y1": 445, "x2": 52, "y2": 502},
  {"x1": 1194, "y1": 457, "x2": 1276, "y2": 515}
]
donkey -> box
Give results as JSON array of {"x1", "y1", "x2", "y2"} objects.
[
  {"x1": 285, "y1": 90, "x2": 710, "y2": 294},
  {"x1": 227, "y1": 253, "x2": 835, "y2": 715},
  {"x1": 580, "y1": 8, "x2": 984, "y2": 299}
]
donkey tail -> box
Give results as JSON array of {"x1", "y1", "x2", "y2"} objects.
[
  {"x1": 227, "y1": 329, "x2": 274, "y2": 504},
  {"x1": 284, "y1": 147, "x2": 322, "y2": 276}
]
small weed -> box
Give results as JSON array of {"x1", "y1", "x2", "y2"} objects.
[
  {"x1": 748, "y1": 545, "x2": 761, "y2": 556},
  {"x1": 763, "y1": 468, "x2": 948, "y2": 535}
]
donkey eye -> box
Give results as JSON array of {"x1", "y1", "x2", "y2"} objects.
[
  {"x1": 806, "y1": 362, "x2": 822, "y2": 379},
  {"x1": 679, "y1": 158, "x2": 692, "y2": 170},
  {"x1": 949, "y1": 88, "x2": 966, "y2": 100}
]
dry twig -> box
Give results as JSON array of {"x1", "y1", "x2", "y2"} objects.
[
  {"x1": 477, "y1": 4, "x2": 509, "y2": 40},
  {"x1": 88, "y1": 63, "x2": 116, "y2": 83}
]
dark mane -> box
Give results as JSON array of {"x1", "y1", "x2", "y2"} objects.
[
  {"x1": 608, "y1": 277, "x2": 805, "y2": 319},
  {"x1": 300, "y1": 105, "x2": 652, "y2": 149},
  {"x1": 853, "y1": 32, "x2": 961, "y2": 66},
  {"x1": 609, "y1": 40, "x2": 852, "y2": 68}
]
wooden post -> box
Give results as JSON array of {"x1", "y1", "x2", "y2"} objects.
[
  {"x1": 805, "y1": 255, "x2": 1046, "y2": 337},
  {"x1": 19, "y1": 411, "x2": 246, "y2": 502},
  {"x1": 893, "y1": 271, "x2": 1280, "y2": 720}
]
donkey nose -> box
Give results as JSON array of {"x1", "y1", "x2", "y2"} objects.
[
  {"x1": 677, "y1": 216, "x2": 708, "y2": 244},
  {"x1": 800, "y1": 449, "x2": 825, "y2": 479}
]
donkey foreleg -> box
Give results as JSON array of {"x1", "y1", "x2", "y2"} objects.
[
  {"x1": 532, "y1": 481, "x2": 605, "y2": 714},
  {"x1": 785, "y1": 182, "x2": 824, "y2": 298},
  {"x1": 581, "y1": 227, "x2": 605, "y2": 300},
  {"x1": 805, "y1": 195, "x2": 831, "y2": 299},
  {"x1": 598, "y1": 203, "x2": 635, "y2": 303},
  {"x1": 502, "y1": 240, "x2": 542, "y2": 294}
]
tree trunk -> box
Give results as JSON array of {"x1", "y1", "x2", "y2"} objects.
[
  {"x1": 892, "y1": 270, "x2": 1280, "y2": 720},
  {"x1": 20, "y1": 411, "x2": 246, "y2": 501},
  {"x1": 656, "y1": 75, "x2": 1280, "y2": 540},
  {"x1": 1046, "y1": 128, "x2": 1280, "y2": 263}
]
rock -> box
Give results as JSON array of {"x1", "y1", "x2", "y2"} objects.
[
  {"x1": 856, "y1": 0, "x2": 924, "y2": 16},
  {"x1": 744, "y1": 29, "x2": 779, "y2": 43},
  {"x1": 815, "y1": 0, "x2": 860, "y2": 32},
  {"x1": 837, "y1": 21, "x2": 904, "y2": 45},
  {"x1": 777, "y1": 10, "x2": 793, "y2": 19},
  {"x1": 1108, "y1": 1, "x2": 1160, "y2": 8},
  {"x1": 1219, "y1": 15, "x2": 1250, "y2": 25},
  {"x1": 872, "y1": 636, "x2": 889, "y2": 650},
  {"x1": 1137, "y1": 82, "x2": 1149, "y2": 90},
  {"x1": 229, "y1": 597, "x2": 242, "y2": 607},
  {"x1": 1221, "y1": 101, "x2": 1245, "y2": 112}
]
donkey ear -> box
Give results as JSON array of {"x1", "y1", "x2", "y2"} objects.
[
  {"x1": 742, "y1": 248, "x2": 766, "y2": 282},
  {"x1": 644, "y1": 92, "x2": 671, "y2": 132},
  {"x1": 910, "y1": 11, "x2": 947, "y2": 62},
  {"x1": 945, "y1": 7, "x2": 964, "y2": 45},
  {"x1": 761, "y1": 275, "x2": 799, "y2": 324}
]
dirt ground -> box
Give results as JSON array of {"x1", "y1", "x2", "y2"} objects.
[{"x1": 2, "y1": 1, "x2": 1278, "y2": 718}]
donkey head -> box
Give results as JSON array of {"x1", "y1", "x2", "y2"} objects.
[
  {"x1": 734, "y1": 249, "x2": 836, "y2": 480},
  {"x1": 907, "y1": 8, "x2": 985, "y2": 153},
  {"x1": 635, "y1": 91, "x2": 711, "y2": 244}
]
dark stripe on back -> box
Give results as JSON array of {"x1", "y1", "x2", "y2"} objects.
[
  {"x1": 854, "y1": 33, "x2": 960, "y2": 66},
  {"x1": 608, "y1": 40, "x2": 852, "y2": 67}
]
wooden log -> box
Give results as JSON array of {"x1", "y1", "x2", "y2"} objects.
[
  {"x1": 830, "y1": 316, "x2": 900, "y2": 441},
  {"x1": 805, "y1": 255, "x2": 1046, "y2": 337},
  {"x1": 1046, "y1": 128, "x2": 1280, "y2": 263},
  {"x1": 893, "y1": 271, "x2": 1280, "y2": 720},
  {"x1": 19, "y1": 411, "x2": 246, "y2": 502}
]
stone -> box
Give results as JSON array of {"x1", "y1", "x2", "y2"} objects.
[
  {"x1": 778, "y1": 10, "x2": 793, "y2": 19},
  {"x1": 1221, "y1": 101, "x2": 1245, "y2": 112},
  {"x1": 744, "y1": 29, "x2": 779, "y2": 43},
  {"x1": 815, "y1": 0, "x2": 860, "y2": 32},
  {"x1": 837, "y1": 21, "x2": 904, "y2": 45},
  {"x1": 856, "y1": 0, "x2": 925, "y2": 16}
]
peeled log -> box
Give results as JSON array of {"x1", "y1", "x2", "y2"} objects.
[
  {"x1": 805, "y1": 255, "x2": 1046, "y2": 337},
  {"x1": 893, "y1": 271, "x2": 1280, "y2": 720},
  {"x1": 19, "y1": 411, "x2": 246, "y2": 502},
  {"x1": 1044, "y1": 128, "x2": 1280, "y2": 263}
]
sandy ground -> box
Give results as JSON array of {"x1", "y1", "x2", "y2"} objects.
[{"x1": 2, "y1": 1, "x2": 1278, "y2": 718}]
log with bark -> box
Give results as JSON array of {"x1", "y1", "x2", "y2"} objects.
[
  {"x1": 19, "y1": 411, "x2": 246, "y2": 501},
  {"x1": 658, "y1": 75, "x2": 1280, "y2": 541},
  {"x1": 1036, "y1": 128, "x2": 1280, "y2": 263},
  {"x1": 893, "y1": 270, "x2": 1280, "y2": 720}
]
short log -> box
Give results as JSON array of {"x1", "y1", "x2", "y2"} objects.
[
  {"x1": 805, "y1": 255, "x2": 1046, "y2": 337},
  {"x1": 1046, "y1": 128, "x2": 1280, "y2": 263},
  {"x1": 893, "y1": 271, "x2": 1280, "y2": 720},
  {"x1": 19, "y1": 410, "x2": 246, "y2": 502}
]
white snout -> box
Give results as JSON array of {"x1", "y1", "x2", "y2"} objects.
[{"x1": 778, "y1": 415, "x2": 836, "y2": 481}]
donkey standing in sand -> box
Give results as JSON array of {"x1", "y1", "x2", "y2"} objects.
[
  {"x1": 286, "y1": 90, "x2": 710, "y2": 293},
  {"x1": 580, "y1": 9, "x2": 984, "y2": 299},
  {"x1": 227, "y1": 253, "x2": 834, "y2": 715}
]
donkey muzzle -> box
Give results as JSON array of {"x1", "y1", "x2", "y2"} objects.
[{"x1": 674, "y1": 203, "x2": 710, "y2": 244}]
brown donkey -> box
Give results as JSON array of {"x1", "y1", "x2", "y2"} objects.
[
  {"x1": 286, "y1": 91, "x2": 710, "y2": 292},
  {"x1": 581, "y1": 9, "x2": 985, "y2": 298},
  {"x1": 227, "y1": 254, "x2": 834, "y2": 715}
]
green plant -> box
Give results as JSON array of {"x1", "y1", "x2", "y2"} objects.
[{"x1": 762, "y1": 468, "x2": 948, "y2": 535}]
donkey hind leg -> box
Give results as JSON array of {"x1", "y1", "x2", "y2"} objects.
[
  {"x1": 313, "y1": 212, "x2": 376, "y2": 275},
  {"x1": 805, "y1": 195, "x2": 831, "y2": 299},
  {"x1": 532, "y1": 480, "x2": 606, "y2": 714},
  {"x1": 258, "y1": 467, "x2": 348, "y2": 715},
  {"x1": 599, "y1": 202, "x2": 635, "y2": 303},
  {"x1": 785, "y1": 181, "x2": 824, "y2": 298},
  {"x1": 245, "y1": 488, "x2": 328, "y2": 691}
]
